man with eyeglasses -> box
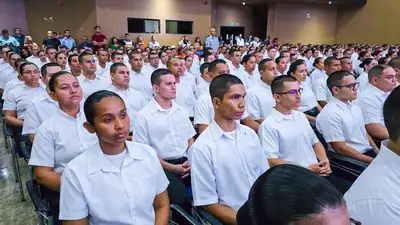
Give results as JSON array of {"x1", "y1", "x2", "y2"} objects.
[
  {"x1": 355, "y1": 65, "x2": 398, "y2": 142},
  {"x1": 77, "y1": 52, "x2": 110, "y2": 98},
  {"x1": 145, "y1": 51, "x2": 160, "y2": 72},
  {"x1": 258, "y1": 75, "x2": 331, "y2": 176},
  {"x1": 316, "y1": 70, "x2": 379, "y2": 164}
]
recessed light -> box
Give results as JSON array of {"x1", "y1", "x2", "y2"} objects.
[
  {"x1": 242, "y1": 2, "x2": 246, "y2": 5},
  {"x1": 328, "y1": 1, "x2": 332, "y2": 4}
]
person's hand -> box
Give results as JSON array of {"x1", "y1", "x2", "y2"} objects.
[
  {"x1": 318, "y1": 160, "x2": 332, "y2": 177},
  {"x1": 181, "y1": 161, "x2": 191, "y2": 178},
  {"x1": 307, "y1": 162, "x2": 323, "y2": 174}
]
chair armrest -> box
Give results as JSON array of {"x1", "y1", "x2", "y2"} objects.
[
  {"x1": 193, "y1": 206, "x2": 223, "y2": 225},
  {"x1": 26, "y1": 180, "x2": 51, "y2": 213},
  {"x1": 170, "y1": 204, "x2": 201, "y2": 225}
]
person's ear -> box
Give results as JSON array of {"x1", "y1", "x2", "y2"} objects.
[
  {"x1": 49, "y1": 91, "x2": 58, "y2": 102},
  {"x1": 273, "y1": 93, "x2": 281, "y2": 103},
  {"x1": 83, "y1": 122, "x2": 96, "y2": 134},
  {"x1": 110, "y1": 72, "x2": 115, "y2": 82},
  {"x1": 152, "y1": 84, "x2": 159, "y2": 93},
  {"x1": 212, "y1": 97, "x2": 221, "y2": 110},
  {"x1": 332, "y1": 87, "x2": 340, "y2": 96}
]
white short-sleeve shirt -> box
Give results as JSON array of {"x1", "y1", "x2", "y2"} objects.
[
  {"x1": 245, "y1": 81, "x2": 275, "y2": 120},
  {"x1": 355, "y1": 84, "x2": 389, "y2": 126},
  {"x1": 175, "y1": 74, "x2": 197, "y2": 117},
  {"x1": 258, "y1": 108, "x2": 319, "y2": 167},
  {"x1": 28, "y1": 108, "x2": 98, "y2": 174},
  {"x1": 2, "y1": 78, "x2": 24, "y2": 100},
  {"x1": 106, "y1": 85, "x2": 148, "y2": 130},
  {"x1": 316, "y1": 97, "x2": 371, "y2": 153},
  {"x1": 236, "y1": 70, "x2": 260, "y2": 90},
  {"x1": 227, "y1": 61, "x2": 245, "y2": 78},
  {"x1": 344, "y1": 141, "x2": 400, "y2": 225},
  {"x1": 188, "y1": 121, "x2": 269, "y2": 211},
  {"x1": 22, "y1": 94, "x2": 58, "y2": 135},
  {"x1": 77, "y1": 74, "x2": 110, "y2": 99},
  {"x1": 3, "y1": 84, "x2": 47, "y2": 120},
  {"x1": 194, "y1": 92, "x2": 249, "y2": 126},
  {"x1": 0, "y1": 69, "x2": 17, "y2": 89},
  {"x1": 309, "y1": 68, "x2": 326, "y2": 95},
  {"x1": 356, "y1": 72, "x2": 369, "y2": 92},
  {"x1": 59, "y1": 141, "x2": 169, "y2": 224},
  {"x1": 95, "y1": 62, "x2": 111, "y2": 78},
  {"x1": 194, "y1": 78, "x2": 210, "y2": 99},
  {"x1": 315, "y1": 73, "x2": 333, "y2": 102},
  {"x1": 132, "y1": 98, "x2": 196, "y2": 160},
  {"x1": 129, "y1": 69, "x2": 153, "y2": 101},
  {"x1": 298, "y1": 82, "x2": 318, "y2": 112}
]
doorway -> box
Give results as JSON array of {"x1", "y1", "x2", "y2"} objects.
[{"x1": 220, "y1": 26, "x2": 245, "y2": 45}]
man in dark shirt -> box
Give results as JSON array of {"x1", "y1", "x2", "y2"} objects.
[
  {"x1": 42, "y1": 30, "x2": 61, "y2": 50},
  {"x1": 91, "y1": 26, "x2": 107, "y2": 53},
  {"x1": 13, "y1": 28, "x2": 25, "y2": 48}
]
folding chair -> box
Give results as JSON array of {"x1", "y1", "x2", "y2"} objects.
[
  {"x1": 169, "y1": 204, "x2": 201, "y2": 225},
  {"x1": 192, "y1": 206, "x2": 223, "y2": 225},
  {"x1": 26, "y1": 179, "x2": 54, "y2": 225}
]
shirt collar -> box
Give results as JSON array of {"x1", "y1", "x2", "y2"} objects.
[
  {"x1": 366, "y1": 83, "x2": 390, "y2": 98},
  {"x1": 209, "y1": 120, "x2": 244, "y2": 141},
  {"x1": 378, "y1": 140, "x2": 400, "y2": 177},
  {"x1": 148, "y1": 98, "x2": 179, "y2": 114},
  {"x1": 330, "y1": 97, "x2": 355, "y2": 110},
  {"x1": 269, "y1": 108, "x2": 295, "y2": 122},
  {"x1": 87, "y1": 142, "x2": 144, "y2": 174}
]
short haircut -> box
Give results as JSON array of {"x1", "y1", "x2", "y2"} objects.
[
  {"x1": 84, "y1": 90, "x2": 124, "y2": 126},
  {"x1": 111, "y1": 51, "x2": 123, "y2": 60},
  {"x1": 228, "y1": 48, "x2": 239, "y2": 56},
  {"x1": 209, "y1": 74, "x2": 243, "y2": 101},
  {"x1": 48, "y1": 71, "x2": 72, "y2": 93},
  {"x1": 208, "y1": 59, "x2": 226, "y2": 74},
  {"x1": 368, "y1": 64, "x2": 391, "y2": 82},
  {"x1": 324, "y1": 56, "x2": 338, "y2": 67},
  {"x1": 68, "y1": 54, "x2": 78, "y2": 64},
  {"x1": 14, "y1": 58, "x2": 27, "y2": 69},
  {"x1": 55, "y1": 51, "x2": 66, "y2": 59},
  {"x1": 313, "y1": 57, "x2": 324, "y2": 67},
  {"x1": 267, "y1": 46, "x2": 276, "y2": 52},
  {"x1": 128, "y1": 50, "x2": 141, "y2": 61},
  {"x1": 19, "y1": 62, "x2": 37, "y2": 75},
  {"x1": 200, "y1": 62, "x2": 210, "y2": 75},
  {"x1": 46, "y1": 47, "x2": 57, "y2": 54},
  {"x1": 78, "y1": 52, "x2": 93, "y2": 63},
  {"x1": 271, "y1": 75, "x2": 298, "y2": 94},
  {"x1": 41, "y1": 62, "x2": 60, "y2": 77},
  {"x1": 258, "y1": 58, "x2": 273, "y2": 72},
  {"x1": 287, "y1": 60, "x2": 304, "y2": 76},
  {"x1": 275, "y1": 56, "x2": 285, "y2": 64},
  {"x1": 340, "y1": 56, "x2": 351, "y2": 63},
  {"x1": 327, "y1": 70, "x2": 353, "y2": 94},
  {"x1": 151, "y1": 68, "x2": 172, "y2": 85},
  {"x1": 383, "y1": 86, "x2": 400, "y2": 142},
  {"x1": 242, "y1": 54, "x2": 254, "y2": 64},
  {"x1": 238, "y1": 164, "x2": 343, "y2": 225},
  {"x1": 378, "y1": 57, "x2": 388, "y2": 65},
  {"x1": 389, "y1": 56, "x2": 400, "y2": 69},
  {"x1": 203, "y1": 52, "x2": 214, "y2": 62},
  {"x1": 110, "y1": 62, "x2": 127, "y2": 74},
  {"x1": 64, "y1": 29, "x2": 70, "y2": 33}
]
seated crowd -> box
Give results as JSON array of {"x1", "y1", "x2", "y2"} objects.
[{"x1": 1, "y1": 25, "x2": 400, "y2": 225}]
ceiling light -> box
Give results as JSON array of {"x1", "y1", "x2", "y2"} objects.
[
  {"x1": 328, "y1": 1, "x2": 332, "y2": 4},
  {"x1": 242, "y1": 2, "x2": 246, "y2": 5}
]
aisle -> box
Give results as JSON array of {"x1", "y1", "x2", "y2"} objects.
[{"x1": 0, "y1": 124, "x2": 36, "y2": 225}]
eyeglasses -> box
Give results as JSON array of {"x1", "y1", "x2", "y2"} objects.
[
  {"x1": 276, "y1": 88, "x2": 303, "y2": 95},
  {"x1": 84, "y1": 59, "x2": 96, "y2": 64},
  {"x1": 350, "y1": 218, "x2": 362, "y2": 225},
  {"x1": 335, "y1": 82, "x2": 359, "y2": 90}
]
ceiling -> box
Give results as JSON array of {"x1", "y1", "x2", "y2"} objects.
[{"x1": 217, "y1": 0, "x2": 367, "y2": 5}]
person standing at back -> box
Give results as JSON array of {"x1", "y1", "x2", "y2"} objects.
[
  {"x1": 92, "y1": 26, "x2": 107, "y2": 53},
  {"x1": 205, "y1": 28, "x2": 219, "y2": 53}
]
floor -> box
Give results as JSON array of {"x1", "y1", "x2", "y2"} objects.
[{"x1": 0, "y1": 125, "x2": 37, "y2": 225}]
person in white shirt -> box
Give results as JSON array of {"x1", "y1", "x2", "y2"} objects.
[
  {"x1": 203, "y1": 52, "x2": 216, "y2": 64},
  {"x1": 194, "y1": 59, "x2": 260, "y2": 134},
  {"x1": 288, "y1": 60, "x2": 321, "y2": 122},
  {"x1": 178, "y1": 35, "x2": 191, "y2": 48},
  {"x1": 95, "y1": 49, "x2": 111, "y2": 78},
  {"x1": 123, "y1": 33, "x2": 133, "y2": 49},
  {"x1": 302, "y1": 49, "x2": 314, "y2": 73},
  {"x1": 3, "y1": 62, "x2": 47, "y2": 127},
  {"x1": 195, "y1": 62, "x2": 212, "y2": 98},
  {"x1": 236, "y1": 34, "x2": 245, "y2": 47},
  {"x1": 158, "y1": 51, "x2": 168, "y2": 69},
  {"x1": 2, "y1": 58, "x2": 27, "y2": 100},
  {"x1": 22, "y1": 62, "x2": 61, "y2": 142},
  {"x1": 316, "y1": 57, "x2": 342, "y2": 108},
  {"x1": 149, "y1": 35, "x2": 160, "y2": 49},
  {"x1": 67, "y1": 54, "x2": 81, "y2": 77},
  {"x1": 354, "y1": 51, "x2": 371, "y2": 76},
  {"x1": 309, "y1": 57, "x2": 326, "y2": 95},
  {"x1": 258, "y1": 75, "x2": 331, "y2": 176},
  {"x1": 106, "y1": 63, "x2": 147, "y2": 132},
  {"x1": 60, "y1": 90, "x2": 170, "y2": 225},
  {"x1": 37, "y1": 50, "x2": 50, "y2": 69},
  {"x1": 388, "y1": 56, "x2": 400, "y2": 84},
  {"x1": 275, "y1": 56, "x2": 288, "y2": 76},
  {"x1": 263, "y1": 46, "x2": 277, "y2": 59},
  {"x1": 128, "y1": 50, "x2": 153, "y2": 100},
  {"x1": 77, "y1": 52, "x2": 110, "y2": 98},
  {"x1": 26, "y1": 44, "x2": 41, "y2": 66},
  {"x1": 189, "y1": 74, "x2": 269, "y2": 224},
  {"x1": 167, "y1": 58, "x2": 196, "y2": 117},
  {"x1": 46, "y1": 47, "x2": 57, "y2": 63},
  {"x1": 132, "y1": 69, "x2": 196, "y2": 212},
  {"x1": 145, "y1": 51, "x2": 160, "y2": 73},
  {"x1": 28, "y1": 71, "x2": 98, "y2": 224},
  {"x1": 355, "y1": 64, "x2": 398, "y2": 141},
  {"x1": 344, "y1": 86, "x2": 400, "y2": 225},
  {"x1": 339, "y1": 57, "x2": 353, "y2": 74},
  {"x1": 356, "y1": 58, "x2": 377, "y2": 91},
  {"x1": 0, "y1": 52, "x2": 21, "y2": 93},
  {"x1": 245, "y1": 58, "x2": 278, "y2": 123},
  {"x1": 55, "y1": 51, "x2": 69, "y2": 71},
  {"x1": 316, "y1": 70, "x2": 379, "y2": 164},
  {"x1": 237, "y1": 55, "x2": 259, "y2": 90},
  {"x1": 227, "y1": 49, "x2": 244, "y2": 77}
]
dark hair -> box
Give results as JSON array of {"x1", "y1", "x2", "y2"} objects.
[
  {"x1": 258, "y1": 58, "x2": 273, "y2": 72},
  {"x1": 312, "y1": 57, "x2": 324, "y2": 67},
  {"x1": 41, "y1": 62, "x2": 61, "y2": 77},
  {"x1": 209, "y1": 74, "x2": 243, "y2": 101},
  {"x1": 200, "y1": 62, "x2": 210, "y2": 75},
  {"x1": 204, "y1": 52, "x2": 214, "y2": 62},
  {"x1": 372, "y1": 50, "x2": 383, "y2": 57},
  {"x1": 208, "y1": 59, "x2": 226, "y2": 74},
  {"x1": 48, "y1": 71, "x2": 74, "y2": 92},
  {"x1": 242, "y1": 54, "x2": 255, "y2": 64},
  {"x1": 68, "y1": 54, "x2": 79, "y2": 65},
  {"x1": 110, "y1": 62, "x2": 127, "y2": 74},
  {"x1": 128, "y1": 50, "x2": 141, "y2": 61},
  {"x1": 384, "y1": 86, "x2": 400, "y2": 142},
  {"x1": 368, "y1": 64, "x2": 391, "y2": 82},
  {"x1": 184, "y1": 54, "x2": 192, "y2": 61},
  {"x1": 360, "y1": 58, "x2": 374, "y2": 69},
  {"x1": 287, "y1": 60, "x2": 304, "y2": 76},
  {"x1": 238, "y1": 164, "x2": 344, "y2": 225},
  {"x1": 228, "y1": 48, "x2": 239, "y2": 56},
  {"x1": 8, "y1": 52, "x2": 18, "y2": 60},
  {"x1": 19, "y1": 62, "x2": 38, "y2": 75},
  {"x1": 84, "y1": 90, "x2": 124, "y2": 126},
  {"x1": 46, "y1": 47, "x2": 57, "y2": 54},
  {"x1": 271, "y1": 75, "x2": 298, "y2": 94},
  {"x1": 14, "y1": 58, "x2": 27, "y2": 70},
  {"x1": 111, "y1": 51, "x2": 123, "y2": 60},
  {"x1": 78, "y1": 52, "x2": 93, "y2": 63},
  {"x1": 275, "y1": 56, "x2": 285, "y2": 64},
  {"x1": 378, "y1": 57, "x2": 388, "y2": 65},
  {"x1": 324, "y1": 56, "x2": 338, "y2": 67},
  {"x1": 358, "y1": 51, "x2": 368, "y2": 60},
  {"x1": 94, "y1": 25, "x2": 101, "y2": 30},
  {"x1": 151, "y1": 68, "x2": 172, "y2": 86},
  {"x1": 327, "y1": 70, "x2": 353, "y2": 94},
  {"x1": 55, "y1": 51, "x2": 66, "y2": 60},
  {"x1": 389, "y1": 56, "x2": 400, "y2": 69}
]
